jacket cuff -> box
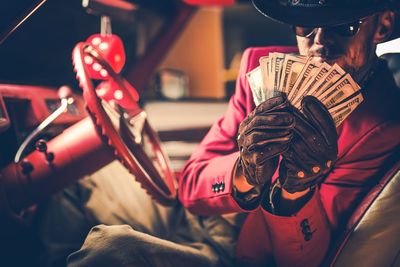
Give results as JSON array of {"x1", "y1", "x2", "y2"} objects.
[
  {"x1": 261, "y1": 189, "x2": 330, "y2": 267},
  {"x1": 261, "y1": 181, "x2": 314, "y2": 216},
  {"x1": 180, "y1": 152, "x2": 250, "y2": 215},
  {"x1": 231, "y1": 158, "x2": 262, "y2": 211},
  {"x1": 232, "y1": 185, "x2": 262, "y2": 211}
]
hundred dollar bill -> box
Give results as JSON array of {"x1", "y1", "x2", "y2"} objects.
[
  {"x1": 288, "y1": 59, "x2": 321, "y2": 101},
  {"x1": 260, "y1": 56, "x2": 275, "y2": 100},
  {"x1": 246, "y1": 66, "x2": 264, "y2": 106},
  {"x1": 267, "y1": 55, "x2": 273, "y2": 77},
  {"x1": 267, "y1": 55, "x2": 274, "y2": 94},
  {"x1": 271, "y1": 53, "x2": 286, "y2": 95},
  {"x1": 310, "y1": 64, "x2": 345, "y2": 98},
  {"x1": 319, "y1": 74, "x2": 360, "y2": 109},
  {"x1": 278, "y1": 54, "x2": 307, "y2": 95},
  {"x1": 328, "y1": 92, "x2": 364, "y2": 127},
  {"x1": 291, "y1": 62, "x2": 331, "y2": 108}
]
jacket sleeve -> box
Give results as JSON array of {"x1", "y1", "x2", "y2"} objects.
[
  {"x1": 178, "y1": 49, "x2": 256, "y2": 215},
  {"x1": 261, "y1": 120, "x2": 400, "y2": 267}
]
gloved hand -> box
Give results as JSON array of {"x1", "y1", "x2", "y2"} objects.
[
  {"x1": 279, "y1": 96, "x2": 338, "y2": 193},
  {"x1": 237, "y1": 94, "x2": 295, "y2": 187}
]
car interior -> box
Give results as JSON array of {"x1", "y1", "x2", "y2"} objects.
[{"x1": 0, "y1": 0, "x2": 399, "y2": 266}]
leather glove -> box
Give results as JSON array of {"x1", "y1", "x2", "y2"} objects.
[
  {"x1": 279, "y1": 96, "x2": 338, "y2": 193},
  {"x1": 237, "y1": 94, "x2": 295, "y2": 186}
]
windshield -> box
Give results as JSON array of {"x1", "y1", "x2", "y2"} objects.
[
  {"x1": 0, "y1": 0, "x2": 169, "y2": 87},
  {"x1": 0, "y1": 0, "x2": 46, "y2": 44}
]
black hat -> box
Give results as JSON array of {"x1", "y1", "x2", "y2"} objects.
[{"x1": 252, "y1": 0, "x2": 399, "y2": 27}]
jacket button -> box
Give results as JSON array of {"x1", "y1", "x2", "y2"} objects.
[
  {"x1": 219, "y1": 182, "x2": 225, "y2": 192},
  {"x1": 301, "y1": 226, "x2": 312, "y2": 241},
  {"x1": 211, "y1": 183, "x2": 216, "y2": 193},
  {"x1": 300, "y1": 219, "x2": 309, "y2": 228},
  {"x1": 304, "y1": 232, "x2": 312, "y2": 241},
  {"x1": 302, "y1": 226, "x2": 311, "y2": 235},
  {"x1": 300, "y1": 219, "x2": 312, "y2": 241}
]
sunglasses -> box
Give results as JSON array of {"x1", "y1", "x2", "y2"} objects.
[{"x1": 293, "y1": 19, "x2": 366, "y2": 38}]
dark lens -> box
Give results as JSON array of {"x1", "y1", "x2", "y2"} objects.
[
  {"x1": 292, "y1": 26, "x2": 315, "y2": 37},
  {"x1": 331, "y1": 21, "x2": 360, "y2": 37}
]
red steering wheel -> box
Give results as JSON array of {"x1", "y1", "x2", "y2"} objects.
[{"x1": 72, "y1": 41, "x2": 177, "y2": 206}]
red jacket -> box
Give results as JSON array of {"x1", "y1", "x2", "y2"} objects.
[{"x1": 179, "y1": 46, "x2": 400, "y2": 267}]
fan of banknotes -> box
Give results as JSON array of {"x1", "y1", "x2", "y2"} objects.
[{"x1": 246, "y1": 53, "x2": 364, "y2": 127}]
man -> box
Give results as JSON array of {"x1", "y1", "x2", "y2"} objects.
[
  {"x1": 68, "y1": 0, "x2": 400, "y2": 266},
  {"x1": 179, "y1": 0, "x2": 400, "y2": 266}
]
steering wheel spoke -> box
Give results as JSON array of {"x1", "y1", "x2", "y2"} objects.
[{"x1": 73, "y1": 42, "x2": 177, "y2": 206}]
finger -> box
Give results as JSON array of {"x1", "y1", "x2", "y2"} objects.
[
  {"x1": 279, "y1": 158, "x2": 325, "y2": 192},
  {"x1": 288, "y1": 138, "x2": 336, "y2": 174},
  {"x1": 292, "y1": 126, "x2": 331, "y2": 156},
  {"x1": 247, "y1": 134, "x2": 293, "y2": 153},
  {"x1": 301, "y1": 96, "x2": 338, "y2": 147},
  {"x1": 239, "y1": 93, "x2": 291, "y2": 134},
  {"x1": 284, "y1": 145, "x2": 326, "y2": 177},
  {"x1": 255, "y1": 93, "x2": 289, "y2": 114},
  {"x1": 242, "y1": 155, "x2": 278, "y2": 186},
  {"x1": 242, "y1": 160, "x2": 256, "y2": 184},
  {"x1": 291, "y1": 107, "x2": 326, "y2": 149},
  {"x1": 291, "y1": 105, "x2": 317, "y2": 134},
  {"x1": 281, "y1": 155, "x2": 306, "y2": 178},
  {"x1": 243, "y1": 130, "x2": 292, "y2": 150},
  {"x1": 240, "y1": 109, "x2": 257, "y2": 132},
  {"x1": 278, "y1": 159, "x2": 304, "y2": 193},
  {"x1": 290, "y1": 105, "x2": 335, "y2": 156},
  {"x1": 291, "y1": 127, "x2": 336, "y2": 170},
  {"x1": 242, "y1": 112, "x2": 295, "y2": 135},
  {"x1": 284, "y1": 141, "x2": 321, "y2": 169},
  {"x1": 256, "y1": 157, "x2": 278, "y2": 184},
  {"x1": 254, "y1": 134, "x2": 293, "y2": 151},
  {"x1": 243, "y1": 142, "x2": 290, "y2": 164}
]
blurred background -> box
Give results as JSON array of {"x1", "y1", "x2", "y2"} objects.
[
  {"x1": 0, "y1": 0, "x2": 296, "y2": 99},
  {"x1": 0, "y1": 0, "x2": 298, "y2": 171}
]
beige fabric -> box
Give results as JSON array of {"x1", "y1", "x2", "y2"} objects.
[
  {"x1": 332, "y1": 169, "x2": 400, "y2": 267},
  {"x1": 35, "y1": 160, "x2": 239, "y2": 267},
  {"x1": 78, "y1": 160, "x2": 179, "y2": 236},
  {"x1": 67, "y1": 223, "x2": 219, "y2": 267}
]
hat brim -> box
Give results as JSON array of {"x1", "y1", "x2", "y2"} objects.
[{"x1": 252, "y1": 0, "x2": 389, "y2": 27}]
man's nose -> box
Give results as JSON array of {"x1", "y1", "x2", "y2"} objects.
[{"x1": 314, "y1": 28, "x2": 334, "y2": 46}]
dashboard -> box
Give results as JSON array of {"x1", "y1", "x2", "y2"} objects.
[{"x1": 0, "y1": 84, "x2": 87, "y2": 167}]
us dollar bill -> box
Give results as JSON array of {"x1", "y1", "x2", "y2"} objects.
[
  {"x1": 328, "y1": 92, "x2": 364, "y2": 127},
  {"x1": 271, "y1": 53, "x2": 286, "y2": 95},
  {"x1": 288, "y1": 59, "x2": 321, "y2": 101},
  {"x1": 260, "y1": 56, "x2": 275, "y2": 100},
  {"x1": 268, "y1": 55, "x2": 275, "y2": 97},
  {"x1": 246, "y1": 53, "x2": 363, "y2": 127},
  {"x1": 310, "y1": 64, "x2": 346, "y2": 98},
  {"x1": 246, "y1": 65, "x2": 264, "y2": 106},
  {"x1": 278, "y1": 54, "x2": 307, "y2": 95},
  {"x1": 319, "y1": 74, "x2": 361, "y2": 109},
  {"x1": 291, "y1": 62, "x2": 331, "y2": 108}
]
